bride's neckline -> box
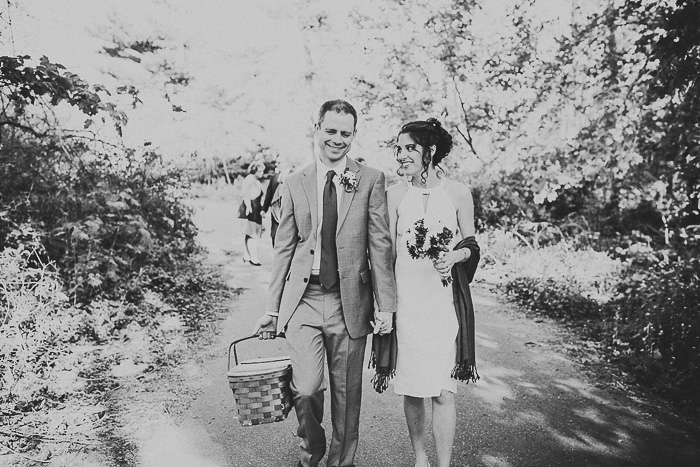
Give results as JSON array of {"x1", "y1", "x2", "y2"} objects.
[{"x1": 408, "y1": 177, "x2": 444, "y2": 193}]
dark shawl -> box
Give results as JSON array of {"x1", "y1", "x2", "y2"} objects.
[
  {"x1": 370, "y1": 236, "x2": 480, "y2": 393},
  {"x1": 450, "y1": 236, "x2": 480, "y2": 383},
  {"x1": 369, "y1": 313, "x2": 397, "y2": 394}
]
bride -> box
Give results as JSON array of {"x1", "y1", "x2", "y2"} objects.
[{"x1": 382, "y1": 118, "x2": 480, "y2": 467}]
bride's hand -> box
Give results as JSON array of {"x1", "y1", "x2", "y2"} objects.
[
  {"x1": 433, "y1": 251, "x2": 462, "y2": 276},
  {"x1": 372, "y1": 311, "x2": 393, "y2": 335}
]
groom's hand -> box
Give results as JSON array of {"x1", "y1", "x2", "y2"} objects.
[
  {"x1": 253, "y1": 314, "x2": 278, "y2": 340},
  {"x1": 372, "y1": 311, "x2": 393, "y2": 335}
]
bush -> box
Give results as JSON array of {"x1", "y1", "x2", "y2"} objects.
[
  {"x1": 606, "y1": 257, "x2": 700, "y2": 412},
  {"x1": 487, "y1": 226, "x2": 700, "y2": 417},
  {"x1": 504, "y1": 277, "x2": 604, "y2": 321},
  {"x1": 480, "y1": 230, "x2": 622, "y2": 301},
  {"x1": 0, "y1": 55, "x2": 198, "y2": 303},
  {"x1": 1, "y1": 142, "x2": 198, "y2": 302},
  {"x1": 0, "y1": 54, "x2": 229, "y2": 459},
  {"x1": 0, "y1": 247, "x2": 80, "y2": 404},
  {"x1": 471, "y1": 171, "x2": 540, "y2": 231}
]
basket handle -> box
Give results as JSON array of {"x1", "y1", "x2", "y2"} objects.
[{"x1": 227, "y1": 334, "x2": 285, "y2": 372}]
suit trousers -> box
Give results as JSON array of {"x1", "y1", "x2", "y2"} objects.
[{"x1": 285, "y1": 282, "x2": 367, "y2": 467}]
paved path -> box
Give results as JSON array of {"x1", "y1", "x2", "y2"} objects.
[{"x1": 140, "y1": 189, "x2": 700, "y2": 467}]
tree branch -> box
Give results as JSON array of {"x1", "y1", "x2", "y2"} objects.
[
  {"x1": 0, "y1": 441, "x2": 50, "y2": 463},
  {"x1": 62, "y1": 133, "x2": 125, "y2": 151},
  {"x1": 451, "y1": 77, "x2": 478, "y2": 156},
  {"x1": 0, "y1": 120, "x2": 47, "y2": 138},
  {"x1": 0, "y1": 429, "x2": 97, "y2": 445}
]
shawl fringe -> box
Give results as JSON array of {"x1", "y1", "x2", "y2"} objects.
[
  {"x1": 371, "y1": 368, "x2": 396, "y2": 394},
  {"x1": 368, "y1": 349, "x2": 395, "y2": 394},
  {"x1": 451, "y1": 361, "x2": 480, "y2": 384},
  {"x1": 369, "y1": 315, "x2": 398, "y2": 394}
]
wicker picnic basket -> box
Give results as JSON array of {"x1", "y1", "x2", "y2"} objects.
[{"x1": 227, "y1": 335, "x2": 293, "y2": 427}]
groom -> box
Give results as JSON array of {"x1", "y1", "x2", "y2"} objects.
[{"x1": 254, "y1": 100, "x2": 396, "y2": 467}]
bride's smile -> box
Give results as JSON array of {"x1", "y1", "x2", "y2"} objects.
[{"x1": 395, "y1": 133, "x2": 424, "y2": 176}]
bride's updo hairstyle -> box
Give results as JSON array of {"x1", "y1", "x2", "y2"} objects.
[{"x1": 397, "y1": 118, "x2": 453, "y2": 183}]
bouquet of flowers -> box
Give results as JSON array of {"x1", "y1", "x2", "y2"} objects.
[{"x1": 406, "y1": 218, "x2": 454, "y2": 286}]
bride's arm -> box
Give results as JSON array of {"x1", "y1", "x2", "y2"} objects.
[
  {"x1": 435, "y1": 180, "x2": 476, "y2": 274},
  {"x1": 386, "y1": 183, "x2": 408, "y2": 266},
  {"x1": 454, "y1": 181, "x2": 476, "y2": 240}
]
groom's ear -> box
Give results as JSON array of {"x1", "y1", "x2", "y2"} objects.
[{"x1": 430, "y1": 145, "x2": 436, "y2": 157}]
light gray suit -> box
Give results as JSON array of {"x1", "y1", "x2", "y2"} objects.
[{"x1": 267, "y1": 156, "x2": 396, "y2": 467}]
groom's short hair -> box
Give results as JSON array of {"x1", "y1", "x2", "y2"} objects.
[{"x1": 318, "y1": 100, "x2": 358, "y2": 130}]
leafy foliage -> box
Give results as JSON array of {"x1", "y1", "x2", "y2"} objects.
[
  {"x1": 342, "y1": 0, "x2": 699, "y2": 255},
  {"x1": 0, "y1": 55, "x2": 127, "y2": 136},
  {"x1": 505, "y1": 277, "x2": 603, "y2": 321},
  {"x1": 605, "y1": 256, "x2": 700, "y2": 414},
  {"x1": 632, "y1": 0, "x2": 700, "y2": 229},
  {"x1": 0, "y1": 248, "x2": 74, "y2": 398},
  {"x1": 0, "y1": 55, "x2": 198, "y2": 303},
  {"x1": 492, "y1": 233, "x2": 700, "y2": 418},
  {"x1": 0, "y1": 55, "x2": 214, "y2": 459}
]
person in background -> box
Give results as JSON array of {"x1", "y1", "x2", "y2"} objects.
[
  {"x1": 262, "y1": 158, "x2": 292, "y2": 247},
  {"x1": 237, "y1": 162, "x2": 265, "y2": 266}
]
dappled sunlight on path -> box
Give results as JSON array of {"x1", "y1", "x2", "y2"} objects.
[
  {"x1": 137, "y1": 422, "x2": 227, "y2": 467},
  {"x1": 470, "y1": 362, "x2": 522, "y2": 410},
  {"x1": 456, "y1": 288, "x2": 700, "y2": 466}
]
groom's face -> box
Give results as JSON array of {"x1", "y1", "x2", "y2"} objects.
[{"x1": 316, "y1": 111, "x2": 356, "y2": 167}]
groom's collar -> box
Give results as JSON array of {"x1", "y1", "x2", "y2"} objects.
[
  {"x1": 315, "y1": 156, "x2": 347, "y2": 177},
  {"x1": 303, "y1": 156, "x2": 360, "y2": 178}
]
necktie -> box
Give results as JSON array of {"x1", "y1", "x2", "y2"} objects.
[{"x1": 319, "y1": 170, "x2": 339, "y2": 289}]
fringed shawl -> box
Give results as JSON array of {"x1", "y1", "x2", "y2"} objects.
[
  {"x1": 369, "y1": 313, "x2": 397, "y2": 394},
  {"x1": 450, "y1": 236, "x2": 480, "y2": 383},
  {"x1": 370, "y1": 236, "x2": 481, "y2": 393}
]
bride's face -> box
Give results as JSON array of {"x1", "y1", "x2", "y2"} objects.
[{"x1": 394, "y1": 133, "x2": 425, "y2": 177}]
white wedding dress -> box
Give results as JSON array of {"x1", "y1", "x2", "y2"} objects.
[{"x1": 393, "y1": 179, "x2": 459, "y2": 397}]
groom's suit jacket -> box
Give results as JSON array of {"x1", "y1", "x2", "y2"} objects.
[{"x1": 267, "y1": 156, "x2": 396, "y2": 339}]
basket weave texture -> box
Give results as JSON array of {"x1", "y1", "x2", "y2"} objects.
[{"x1": 228, "y1": 358, "x2": 293, "y2": 426}]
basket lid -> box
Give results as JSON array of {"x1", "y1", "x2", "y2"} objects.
[{"x1": 227, "y1": 356, "x2": 291, "y2": 377}]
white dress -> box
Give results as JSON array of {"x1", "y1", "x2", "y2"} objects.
[{"x1": 393, "y1": 180, "x2": 459, "y2": 397}]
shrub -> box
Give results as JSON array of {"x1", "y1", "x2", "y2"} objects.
[
  {"x1": 0, "y1": 55, "x2": 198, "y2": 303},
  {"x1": 606, "y1": 257, "x2": 700, "y2": 411},
  {"x1": 472, "y1": 172, "x2": 539, "y2": 231},
  {"x1": 0, "y1": 54, "x2": 224, "y2": 458},
  {"x1": 0, "y1": 247, "x2": 80, "y2": 403},
  {"x1": 487, "y1": 226, "x2": 700, "y2": 416},
  {"x1": 480, "y1": 230, "x2": 623, "y2": 302},
  {"x1": 504, "y1": 276, "x2": 604, "y2": 321},
  {"x1": 1, "y1": 142, "x2": 198, "y2": 302}
]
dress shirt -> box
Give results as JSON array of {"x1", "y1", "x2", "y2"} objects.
[{"x1": 311, "y1": 157, "x2": 347, "y2": 275}]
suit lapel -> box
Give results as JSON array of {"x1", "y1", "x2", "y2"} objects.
[
  {"x1": 301, "y1": 163, "x2": 318, "y2": 234},
  {"x1": 337, "y1": 157, "x2": 362, "y2": 233}
]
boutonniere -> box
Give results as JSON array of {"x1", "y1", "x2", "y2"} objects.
[{"x1": 339, "y1": 168, "x2": 358, "y2": 193}]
